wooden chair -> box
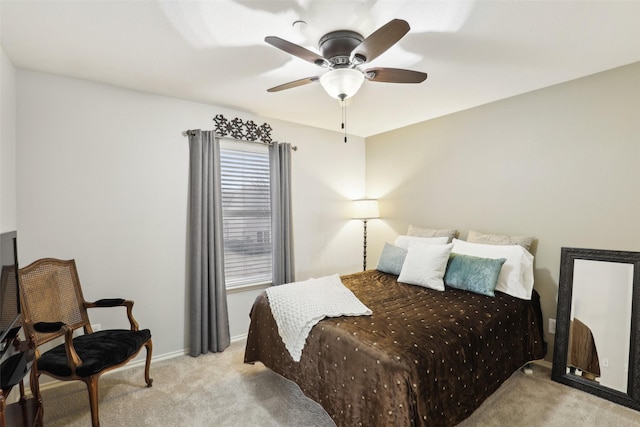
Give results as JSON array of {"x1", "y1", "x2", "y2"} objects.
[{"x1": 18, "y1": 258, "x2": 152, "y2": 427}]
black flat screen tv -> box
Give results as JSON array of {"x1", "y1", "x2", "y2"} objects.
[
  {"x1": 0, "y1": 230, "x2": 32, "y2": 391},
  {"x1": 0, "y1": 231, "x2": 20, "y2": 346}
]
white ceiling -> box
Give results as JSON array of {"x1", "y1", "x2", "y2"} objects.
[{"x1": 2, "y1": 0, "x2": 639, "y2": 137}]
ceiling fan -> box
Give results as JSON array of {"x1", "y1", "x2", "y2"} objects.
[{"x1": 265, "y1": 19, "x2": 427, "y2": 101}]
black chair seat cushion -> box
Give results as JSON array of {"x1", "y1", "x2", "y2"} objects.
[{"x1": 38, "y1": 329, "x2": 151, "y2": 377}]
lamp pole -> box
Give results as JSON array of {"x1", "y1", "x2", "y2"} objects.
[
  {"x1": 362, "y1": 219, "x2": 368, "y2": 271},
  {"x1": 352, "y1": 199, "x2": 379, "y2": 272}
]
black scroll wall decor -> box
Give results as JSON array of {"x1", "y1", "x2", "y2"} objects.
[{"x1": 213, "y1": 114, "x2": 272, "y2": 144}]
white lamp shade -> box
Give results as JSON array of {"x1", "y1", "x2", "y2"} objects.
[
  {"x1": 320, "y1": 68, "x2": 365, "y2": 100},
  {"x1": 352, "y1": 199, "x2": 379, "y2": 220}
]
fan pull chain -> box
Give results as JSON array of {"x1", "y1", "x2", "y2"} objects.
[{"x1": 341, "y1": 98, "x2": 348, "y2": 143}]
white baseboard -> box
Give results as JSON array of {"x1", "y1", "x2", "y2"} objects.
[
  {"x1": 532, "y1": 359, "x2": 553, "y2": 370},
  {"x1": 231, "y1": 333, "x2": 247, "y2": 343},
  {"x1": 35, "y1": 349, "x2": 187, "y2": 394},
  {"x1": 30, "y1": 335, "x2": 248, "y2": 395}
]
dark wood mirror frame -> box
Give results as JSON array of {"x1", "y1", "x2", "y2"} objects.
[{"x1": 552, "y1": 247, "x2": 640, "y2": 411}]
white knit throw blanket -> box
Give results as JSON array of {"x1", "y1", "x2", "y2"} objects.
[{"x1": 265, "y1": 274, "x2": 372, "y2": 362}]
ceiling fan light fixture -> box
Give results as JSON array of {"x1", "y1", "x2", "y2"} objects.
[{"x1": 319, "y1": 68, "x2": 365, "y2": 100}]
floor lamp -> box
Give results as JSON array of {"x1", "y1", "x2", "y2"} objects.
[{"x1": 352, "y1": 199, "x2": 379, "y2": 271}]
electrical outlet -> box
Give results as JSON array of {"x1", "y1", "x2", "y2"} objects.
[
  {"x1": 602, "y1": 358, "x2": 609, "y2": 368},
  {"x1": 92, "y1": 323, "x2": 101, "y2": 332},
  {"x1": 548, "y1": 318, "x2": 556, "y2": 334}
]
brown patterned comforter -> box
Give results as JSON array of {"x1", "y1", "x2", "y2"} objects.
[{"x1": 244, "y1": 270, "x2": 546, "y2": 426}]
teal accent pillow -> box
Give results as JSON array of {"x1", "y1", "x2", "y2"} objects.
[
  {"x1": 444, "y1": 253, "x2": 507, "y2": 297},
  {"x1": 376, "y1": 243, "x2": 408, "y2": 275}
]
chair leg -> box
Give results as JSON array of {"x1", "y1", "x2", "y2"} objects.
[
  {"x1": 85, "y1": 375, "x2": 100, "y2": 427},
  {"x1": 30, "y1": 370, "x2": 44, "y2": 426},
  {"x1": 144, "y1": 339, "x2": 153, "y2": 387}
]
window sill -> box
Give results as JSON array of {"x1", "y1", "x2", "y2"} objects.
[{"x1": 226, "y1": 282, "x2": 271, "y2": 294}]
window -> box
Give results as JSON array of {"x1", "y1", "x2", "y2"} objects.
[{"x1": 220, "y1": 140, "x2": 272, "y2": 288}]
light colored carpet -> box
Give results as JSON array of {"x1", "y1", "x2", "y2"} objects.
[{"x1": 39, "y1": 340, "x2": 639, "y2": 426}]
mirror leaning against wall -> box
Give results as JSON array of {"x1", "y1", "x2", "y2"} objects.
[{"x1": 552, "y1": 247, "x2": 640, "y2": 411}]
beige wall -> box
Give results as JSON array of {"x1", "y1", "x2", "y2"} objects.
[
  {"x1": 1, "y1": 46, "x2": 17, "y2": 232},
  {"x1": 365, "y1": 62, "x2": 640, "y2": 361},
  {"x1": 7, "y1": 55, "x2": 640, "y2": 363},
  {"x1": 15, "y1": 70, "x2": 366, "y2": 357}
]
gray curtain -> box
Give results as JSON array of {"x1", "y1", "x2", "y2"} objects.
[
  {"x1": 187, "y1": 130, "x2": 230, "y2": 356},
  {"x1": 270, "y1": 142, "x2": 295, "y2": 285}
]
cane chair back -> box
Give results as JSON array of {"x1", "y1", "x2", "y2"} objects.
[{"x1": 19, "y1": 259, "x2": 91, "y2": 346}]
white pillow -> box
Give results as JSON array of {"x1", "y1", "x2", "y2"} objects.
[
  {"x1": 398, "y1": 243, "x2": 453, "y2": 291},
  {"x1": 394, "y1": 235, "x2": 448, "y2": 250},
  {"x1": 451, "y1": 239, "x2": 534, "y2": 299}
]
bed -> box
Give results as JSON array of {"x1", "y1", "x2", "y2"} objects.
[{"x1": 244, "y1": 268, "x2": 546, "y2": 427}]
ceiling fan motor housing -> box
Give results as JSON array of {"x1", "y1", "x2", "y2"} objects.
[{"x1": 318, "y1": 30, "x2": 364, "y2": 68}]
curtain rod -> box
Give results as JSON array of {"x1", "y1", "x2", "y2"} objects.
[
  {"x1": 183, "y1": 114, "x2": 297, "y2": 150},
  {"x1": 183, "y1": 131, "x2": 297, "y2": 151}
]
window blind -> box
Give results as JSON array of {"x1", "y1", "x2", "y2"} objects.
[{"x1": 220, "y1": 144, "x2": 272, "y2": 288}]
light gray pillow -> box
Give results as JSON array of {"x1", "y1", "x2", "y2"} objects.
[
  {"x1": 466, "y1": 230, "x2": 534, "y2": 252},
  {"x1": 407, "y1": 225, "x2": 457, "y2": 243},
  {"x1": 376, "y1": 243, "x2": 407, "y2": 275}
]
